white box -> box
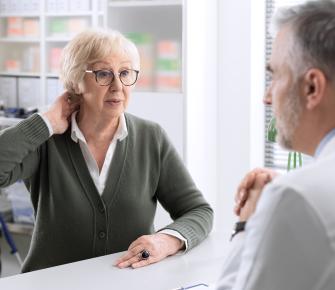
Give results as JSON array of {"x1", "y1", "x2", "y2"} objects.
[
  {"x1": 18, "y1": 77, "x2": 40, "y2": 108},
  {"x1": 0, "y1": 0, "x2": 8, "y2": 13},
  {"x1": 4, "y1": 181, "x2": 34, "y2": 224},
  {"x1": 30, "y1": 0, "x2": 40, "y2": 12},
  {"x1": 46, "y1": 0, "x2": 57, "y2": 12},
  {"x1": 47, "y1": 77, "x2": 63, "y2": 105},
  {"x1": 69, "y1": 0, "x2": 90, "y2": 12},
  {"x1": 56, "y1": 0, "x2": 69, "y2": 12},
  {"x1": 0, "y1": 76, "x2": 17, "y2": 107}
]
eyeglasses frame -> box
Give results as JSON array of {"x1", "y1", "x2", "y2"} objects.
[{"x1": 85, "y1": 69, "x2": 139, "y2": 86}]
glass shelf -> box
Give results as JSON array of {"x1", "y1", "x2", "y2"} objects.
[
  {"x1": 6, "y1": 223, "x2": 33, "y2": 235},
  {"x1": 0, "y1": 38, "x2": 40, "y2": 43},
  {"x1": 0, "y1": 71, "x2": 40, "y2": 77},
  {"x1": 109, "y1": 0, "x2": 182, "y2": 7}
]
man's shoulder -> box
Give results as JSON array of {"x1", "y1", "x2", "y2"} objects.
[
  {"x1": 273, "y1": 153, "x2": 335, "y2": 192},
  {"x1": 267, "y1": 153, "x2": 335, "y2": 221}
]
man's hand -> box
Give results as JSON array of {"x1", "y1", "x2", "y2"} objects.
[
  {"x1": 43, "y1": 92, "x2": 81, "y2": 135},
  {"x1": 239, "y1": 172, "x2": 271, "y2": 221},
  {"x1": 114, "y1": 233, "x2": 184, "y2": 269},
  {"x1": 234, "y1": 168, "x2": 278, "y2": 216}
]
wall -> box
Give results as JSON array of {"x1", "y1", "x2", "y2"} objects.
[
  {"x1": 215, "y1": 0, "x2": 265, "y2": 237},
  {"x1": 185, "y1": 0, "x2": 219, "y2": 227}
]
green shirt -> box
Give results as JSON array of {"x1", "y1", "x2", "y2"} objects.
[{"x1": 0, "y1": 113, "x2": 213, "y2": 272}]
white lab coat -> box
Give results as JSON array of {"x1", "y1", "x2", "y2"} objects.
[{"x1": 216, "y1": 135, "x2": 335, "y2": 290}]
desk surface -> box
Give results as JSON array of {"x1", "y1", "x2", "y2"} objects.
[{"x1": 0, "y1": 231, "x2": 229, "y2": 290}]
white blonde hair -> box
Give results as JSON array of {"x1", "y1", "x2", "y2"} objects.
[{"x1": 60, "y1": 28, "x2": 140, "y2": 93}]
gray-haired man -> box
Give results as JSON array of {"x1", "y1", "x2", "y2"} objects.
[{"x1": 217, "y1": 1, "x2": 335, "y2": 289}]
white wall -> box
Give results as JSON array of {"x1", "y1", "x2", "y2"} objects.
[
  {"x1": 184, "y1": 0, "x2": 266, "y2": 238},
  {"x1": 216, "y1": 0, "x2": 251, "y2": 236},
  {"x1": 185, "y1": 0, "x2": 219, "y2": 226},
  {"x1": 217, "y1": 0, "x2": 266, "y2": 236}
]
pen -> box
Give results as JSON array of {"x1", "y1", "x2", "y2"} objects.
[
  {"x1": 0, "y1": 214, "x2": 23, "y2": 266},
  {"x1": 171, "y1": 283, "x2": 209, "y2": 290}
]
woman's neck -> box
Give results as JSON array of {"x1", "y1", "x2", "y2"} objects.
[{"x1": 76, "y1": 108, "x2": 119, "y2": 144}]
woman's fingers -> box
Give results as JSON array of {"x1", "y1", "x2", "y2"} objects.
[
  {"x1": 114, "y1": 233, "x2": 181, "y2": 269},
  {"x1": 115, "y1": 245, "x2": 148, "y2": 268}
]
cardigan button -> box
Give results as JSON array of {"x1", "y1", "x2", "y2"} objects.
[
  {"x1": 98, "y1": 231, "x2": 106, "y2": 239},
  {"x1": 98, "y1": 204, "x2": 105, "y2": 213}
]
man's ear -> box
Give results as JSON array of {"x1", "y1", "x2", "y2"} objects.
[{"x1": 302, "y1": 68, "x2": 326, "y2": 110}]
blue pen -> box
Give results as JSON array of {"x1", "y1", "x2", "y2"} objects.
[
  {"x1": 171, "y1": 283, "x2": 209, "y2": 290},
  {"x1": 0, "y1": 214, "x2": 23, "y2": 266}
]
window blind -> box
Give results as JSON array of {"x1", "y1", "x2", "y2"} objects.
[{"x1": 264, "y1": 0, "x2": 313, "y2": 171}]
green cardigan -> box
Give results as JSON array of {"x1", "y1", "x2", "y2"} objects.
[{"x1": 0, "y1": 113, "x2": 213, "y2": 272}]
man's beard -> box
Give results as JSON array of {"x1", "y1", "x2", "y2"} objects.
[{"x1": 275, "y1": 87, "x2": 302, "y2": 150}]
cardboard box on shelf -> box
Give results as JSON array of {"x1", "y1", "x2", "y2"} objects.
[
  {"x1": 47, "y1": 77, "x2": 64, "y2": 105},
  {"x1": 49, "y1": 47, "x2": 63, "y2": 73},
  {"x1": 4, "y1": 59, "x2": 21, "y2": 72},
  {"x1": 6, "y1": 17, "x2": 23, "y2": 37},
  {"x1": 69, "y1": 0, "x2": 90, "y2": 12},
  {"x1": 23, "y1": 19, "x2": 40, "y2": 38},
  {"x1": 18, "y1": 77, "x2": 40, "y2": 109},
  {"x1": 49, "y1": 18, "x2": 67, "y2": 37},
  {"x1": 0, "y1": 76, "x2": 17, "y2": 107},
  {"x1": 126, "y1": 32, "x2": 154, "y2": 91},
  {"x1": 156, "y1": 40, "x2": 181, "y2": 92},
  {"x1": 68, "y1": 18, "x2": 89, "y2": 36},
  {"x1": 22, "y1": 46, "x2": 40, "y2": 72},
  {"x1": 3, "y1": 181, "x2": 34, "y2": 225}
]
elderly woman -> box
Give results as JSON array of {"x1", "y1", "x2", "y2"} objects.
[{"x1": 0, "y1": 29, "x2": 213, "y2": 272}]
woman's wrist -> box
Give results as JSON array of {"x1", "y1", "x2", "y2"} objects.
[{"x1": 156, "y1": 233, "x2": 184, "y2": 255}]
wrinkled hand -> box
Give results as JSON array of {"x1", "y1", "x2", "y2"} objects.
[
  {"x1": 239, "y1": 172, "x2": 271, "y2": 221},
  {"x1": 234, "y1": 168, "x2": 278, "y2": 216},
  {"x1": 43, "y1": 91, "x2": 81, "y2": 134},
  {"x1": 115, "y1": 233, "x2": 184, "y2": 269}
]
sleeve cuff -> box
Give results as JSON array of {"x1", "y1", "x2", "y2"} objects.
[
  {"x1": 159, "y1": 229, "x2": 188, "y2": 253},
  {"x1": 37, "y1": 113, "x2": 54, "y2": 137}
]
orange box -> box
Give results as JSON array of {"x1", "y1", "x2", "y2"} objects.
[
  {"x1": 7, "y1": 17, "x2": 23, "y2": 37},
  {"x1": 23, "y1": 19, "x2": 40, "y2": 37}
]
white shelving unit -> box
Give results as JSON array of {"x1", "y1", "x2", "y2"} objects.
[
  {"x1": 107, "y1": 0, "x2": 185, "y2": 157},
  {"x1": 0, "y1": 0, "x2": 106, "y2": 110}
]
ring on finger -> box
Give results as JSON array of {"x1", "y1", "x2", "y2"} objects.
[{"x1": 138, "y1": 249, "x2": 150, "y2": 261}]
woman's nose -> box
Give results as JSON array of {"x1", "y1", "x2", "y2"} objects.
[{"x1": 109, "y1": 75, "x2": 123, "y2": 92}]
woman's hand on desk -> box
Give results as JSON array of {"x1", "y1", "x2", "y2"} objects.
[
  {"x1": 43, "y1": 92, "x2": 81, "y2": 134},
  {"x1": 114, "y1": 233, "x2": 184, "y2": 269}
]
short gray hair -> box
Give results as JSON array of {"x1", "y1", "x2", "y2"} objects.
[
  {"x1": 60, "y1": 29, "x2": 140, "y2": 93},
  {"x1": 274, "y1": 0, "x2": 335, "y2": 82}
]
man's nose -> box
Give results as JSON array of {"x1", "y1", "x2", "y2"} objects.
[{"x1": 263, "y1": 86, "x2": 272, "y2": 105}]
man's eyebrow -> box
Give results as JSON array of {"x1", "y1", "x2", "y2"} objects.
[{"x1": 266, "y1": 63, "x2": 273, "y2": 73}]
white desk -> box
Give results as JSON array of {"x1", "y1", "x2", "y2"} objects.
[{"x1": 0, "y1": 232, "x2": 230, "y2": 290}]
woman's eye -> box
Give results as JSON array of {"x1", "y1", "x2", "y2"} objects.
[
  {"x1": 98, "y1": 71, "x2": 112, "y2": 78},
  {"x1": 120, "y1": 70, "x2": 129, "y2": 77}
]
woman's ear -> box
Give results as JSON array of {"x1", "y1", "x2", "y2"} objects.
[
  {"x1": 73, "y1": 83, "x2": 82, "y2": 94},
  {"x1": 302, "y1": 68, "x2": 326, "y2": 110}
]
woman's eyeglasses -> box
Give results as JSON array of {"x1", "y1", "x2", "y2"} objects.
[{"x1": 85, "y1": 69, "x2": 139, "y2": 86}]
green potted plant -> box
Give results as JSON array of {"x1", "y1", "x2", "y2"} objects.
[{"x1": 267, "y1": 117, "x2": 302, "y2": 171}]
